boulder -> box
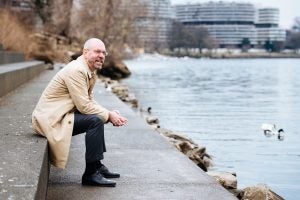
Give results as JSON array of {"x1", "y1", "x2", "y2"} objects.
[
  {"x1": 70, "y1": 51, "x2": 81, "y2": 60},
  {"x1": 239, "y1": 184, "x2": 284, "y2": 200},
  {"x1": 99, "y1": 58, "x2": 131, "y2": 79},
  {"x1": 123, "y1": 93, "x2": 139, "y2": 108},
  {"x1": 30, "y1": 52, "x2": 54, "y2": 65},
  {"x1": 157, "y1": 128, "x2": 213, "y2": 171},
  {"x1": 145, "y1": 116, "x2": 160, "y2": 125},
  {"x1": 207, "y1": 171, "x2": 237, "y2": 189}
]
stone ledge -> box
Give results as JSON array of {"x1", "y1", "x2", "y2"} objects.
[
  {"x1": 0, "y1": 61, "x2": 45, "y2": 97},
  {"x1": 0, "y1": 67, "x2": 57, "y2": 199}
]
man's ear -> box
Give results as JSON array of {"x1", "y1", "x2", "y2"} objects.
[{"x1": 83, "y1": 49, "x2": 88, "y2": 55}]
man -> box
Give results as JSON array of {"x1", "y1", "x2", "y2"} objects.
[{"x1": 32, "y1": 38, "x2": 127, "y2": 187}]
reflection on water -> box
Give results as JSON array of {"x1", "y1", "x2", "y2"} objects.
[{"x1": 124, "y1": 55, "x2": 300, "y2": 199}]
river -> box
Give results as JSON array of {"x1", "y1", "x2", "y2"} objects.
[{"x1": 123, "y1": 54, "x2": 300, "y2": 199}]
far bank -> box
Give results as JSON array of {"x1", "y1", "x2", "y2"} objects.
[{"x1": 160, "y1": 48, "x2": 300, "y2": 59}]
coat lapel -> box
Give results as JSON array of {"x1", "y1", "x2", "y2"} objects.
[{"x1": 88, "y1": 73, "x2": 96, "y2": 96}]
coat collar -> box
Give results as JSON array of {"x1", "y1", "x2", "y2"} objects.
[{"x1": 77, "y1": 55, "x2": 95, "y2": 79}]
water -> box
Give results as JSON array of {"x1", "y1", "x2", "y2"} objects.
[{"x1": 123, "y1": 54, "x2": 300, "y2": 199}]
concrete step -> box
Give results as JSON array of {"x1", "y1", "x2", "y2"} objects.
[
  {"x1": 46, "y1": 83, "x2": 237, "y2": 200},
  {"x1": 0, "y1": 51, "x2": 25, "y2": 65},
  {"x1": 0, "y1": 61, "x2": 45, "y2": 97},
  {"x1": 0, "y1": 67, "x2": 57, "y2": 199}
]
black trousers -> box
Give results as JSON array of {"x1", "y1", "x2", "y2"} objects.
[{"x1": 72, "y1": 112, "x2": 106, "y2": 163}]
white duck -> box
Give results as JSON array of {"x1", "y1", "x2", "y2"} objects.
[{"x1": 261, "y1": 123, "x2": 284, "y2": 140}]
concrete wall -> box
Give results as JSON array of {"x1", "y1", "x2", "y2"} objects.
[
  {"x1": 0, "y1": 51, "x2": 25, "y2": 64},
  {"x1": 0, "y1": 62, "x2": 45, "y2": 97}
]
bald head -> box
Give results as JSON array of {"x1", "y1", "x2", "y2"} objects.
[
  {"x1": 83, "y1": 38, "x2": 107, "y2": 71},
  {"x1": 83, "y1": 38, "x2": 105, "y2": 50}
]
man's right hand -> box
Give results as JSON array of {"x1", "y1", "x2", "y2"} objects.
[{"x1": 108, "y1": 111, "x2": 128, "y2": 126}]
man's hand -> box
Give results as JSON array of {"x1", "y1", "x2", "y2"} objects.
[{"x1": 108, "y1": 111, "x2": 128, "y2": 126}]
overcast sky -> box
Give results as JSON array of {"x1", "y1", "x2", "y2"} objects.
[{"x1": 170, "y1": 0, "x2": 299, "y2": 29}]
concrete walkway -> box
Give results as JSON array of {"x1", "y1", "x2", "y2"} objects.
[{"x1": 46, "y1": 70, "x2": 237, "y2": 199}]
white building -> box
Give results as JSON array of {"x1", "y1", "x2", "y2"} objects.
[
  {"x1": 256, "y1": 8, "x2": 286, "y2": 45},
  {"x1": 174, "y1": 2, "x2": 286, "y2": 47},
  {"x1": 132, "y1": 0, "x2": 174, "y2": 51}
]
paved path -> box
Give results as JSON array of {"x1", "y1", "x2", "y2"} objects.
[{"x1": 46, "y1": 68, "x2": 237, "y2": 200}]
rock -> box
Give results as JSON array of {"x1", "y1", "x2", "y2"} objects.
[
  {"x1": 45, "y1": 63, "x2": 54, "y2": 70},
  {"x1": 123, "y1": 94, "x2": 139, "y2": 108},
  {"x1": 177, "y1": 141, "x2": 194, "y2": 154},
  {"x1": 162, "y1": 130, "x2": 198, "y2": 146},
  {"x1": 239, "y1": 184, "x2": 284, "y2": 200},
  {"x1": 228, "y1": 189, "x2": 243, "y2": 197},
  {"x1": 99, "y1": 58, "x2": 131, "y2": 79},
  {"x1": 207, "y1": 171, "x2": 237, "y2": 189},
  {"x1": 157, "y1": 128, "x2": 213, "y2": 171},
  {"x1": 70, "y1": 51, "x2": 81, "y2": 60},
  {"x1": 145, "y1": 116, "x2": 160, "y2": 125},
  {"x1": 30, "y1": 53, "x2": 54, "y2": 65}
]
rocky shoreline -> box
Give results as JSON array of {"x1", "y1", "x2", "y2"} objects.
[{"x1": 98, "y1": 75, "x2": 284, "y2": 200}]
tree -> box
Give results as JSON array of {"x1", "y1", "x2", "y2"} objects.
[
  {"x1": 272, "y1": 41, "x2": 285, "y2": 52},
  {"x1": 292, "y1": 17, "x2": 300, "y2": 32},
  {"x1": 33, "y1": 0, "x2": 73, "y2": 36},
  {"x1": 285, "y1": 17, "x2": 300, "y2": 52},
  {"x1": 168, "y1": 20, "x2": 215, "y2": 53},
  {"x1": 71, "y1": 0, "x2": 141, "y2": 60},
  {"x1": 286, "y1": 31, "x2": 300, "y2": 52},
  {"x1": 168, "y1": 21, "x2": 186, "y2": 50},
  {"x1": 264, "y1": 40, "x2": 284, "y2": 52},
  {"x1": 240, "y1": 38, "x2": 251, "y2": 52}
]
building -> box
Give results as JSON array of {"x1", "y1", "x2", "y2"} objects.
[
  {"x1": 256, "y1": 8, "x2": 286, "y2": 46},
  {"x1": 132, "y1": 0, "x2": 174, "y2": 51},
  {"x1": 174, "y1": 2, "x2": 286, "y2": 48},
  {"x1": 174, "y1": 2, "x2": 257, "y2": 47},
  {"x1": 0, "y1": 0, "x2": 32, "y2": 11}
]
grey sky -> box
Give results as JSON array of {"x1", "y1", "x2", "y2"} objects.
[{"x1": 170, "y1": 0, "x2": 299, "y2": 29}]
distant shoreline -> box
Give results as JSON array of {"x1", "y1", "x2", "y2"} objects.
[{"x1": 162, "y1": 51, "x2": 300, "y2": 59}]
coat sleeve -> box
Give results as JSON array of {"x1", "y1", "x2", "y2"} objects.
[{"x1": 64, "y1": 68, "x2": 109, "y2": 123}]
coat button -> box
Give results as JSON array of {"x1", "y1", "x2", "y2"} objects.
[{"x1": 68, "y1": 121, "x2": 71, "y2": 124}]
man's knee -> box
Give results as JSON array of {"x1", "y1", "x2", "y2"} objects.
[{"x1": 88, "y1": 115, "x2": 104, "y2": 127}]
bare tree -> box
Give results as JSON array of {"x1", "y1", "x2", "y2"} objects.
[
  {"x1": 168, "y1": 20, "x2": 216, "y2": 54},
  {"x1": 33, "y1": 0, "x2": 73, "y2": 36},
  {"x1": 286, "y1": 17, "x2": 300, "y2": 52},
  {"x1": 71, "y1": 0, "x2": 141, "y2": 60},
  {"x1": 292, "y1": 17, "x2": 300, "y2": 32}
]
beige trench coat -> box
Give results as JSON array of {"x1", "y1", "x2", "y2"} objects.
[{"x1": 32, "y1": 56, "x2": 109, "y2": 169}]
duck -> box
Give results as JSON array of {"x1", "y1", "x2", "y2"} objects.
[{"x1": 261, "y1": 123, "x2": 285, "y2": 140}]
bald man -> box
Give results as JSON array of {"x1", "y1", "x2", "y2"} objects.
[{"x1": 32, "y1": 38, "x2": 127, "y2": 187}]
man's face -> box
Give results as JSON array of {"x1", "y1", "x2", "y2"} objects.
[{"x1": 83, "y1": 42, "x2": 107, "y2": 71}]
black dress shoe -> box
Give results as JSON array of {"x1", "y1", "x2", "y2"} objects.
[
  {"x1": 98, "y1": 165, "x2": 120, "y2": 178},
  {"x1": 82, "y1": 171, "x2": 116, "y2": 187}
]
